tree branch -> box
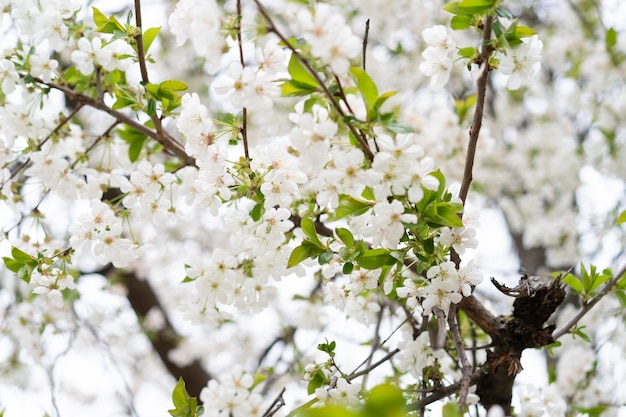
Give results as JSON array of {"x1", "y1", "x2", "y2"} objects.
[
  {"x1": 553, "y1": 263, "x2": 626, "y2": 339},
  {"x1": 35, "y1": 78, "x2": 195, "y2": 166},
  {"x1": 253, "y1": 0, "x2": 374, "y2": 161},
  {"x1": 448, "y1": 305, "x2": 473, "y2": 409},
  {"x1": 458, "y1": 15, "x2": 494, "y2": 205}
]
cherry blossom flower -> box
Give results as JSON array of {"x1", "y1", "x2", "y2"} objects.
[
  {"x1": 297, "y1": 4, "x2": 361, "y2": 75},
  {"x1": 168, "y1": 0, "x2": 224, "y2": 73},
  {"x1": 419, "y1": 25, "x2": 457, "y2": 91},
  {"x1": 70, "y1": 37, "x2": 112, "y2": 75},
  {"x1": 0, "y1": 59, "x2": 20, "y2": 94},
  {"x1": 362, "y1": 200, "x2": 417, "y2": 248},
  {"x1": 499, "y1": 35, "x2": 543, "y2": 90},
  {"x1": 396, "y1": 332, "x2": 442, "y2": 378},
  {"x1": 327, "y1": 377, "x2": 361, "y2": 406},
  {"x1": 30, "y1": 52, "x2": 59, "y2": 83}
]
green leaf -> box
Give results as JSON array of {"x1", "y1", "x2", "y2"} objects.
[
  {"x1": 280, "y1": 80, "x2": 319, "y2": 97},
  {"x1": 424, "y1": 202, "x2": 464, "y2": 228},
  {"x1": 300, "y1": 217, "x2": 323, "y2": 247},
  {"x1": 457, "y1": 47, "x2": 478, "y2": 59},
  {"x1": 572, "y1": 325, "x2": 591, "y2": 343},
  {"x1": 514, "y1": 25, "x2": 536, "y2": 38},
  {"x1": 2, "y1": 257, "x2": 22, "y2": 273},
  {"x1": 444, "y1": 0, "x2": 495, "y2": 15},
  {"x1": 11, "y1": 246, "x2": 35, "y2": 263},
  {"x1": 335, "y1": 194, "x2": 373, "y2": 220},
  {"x1": 617, "y1": 209, "x2": 626, "y2": 224},
  {"x1": 171, "y1": 378, "x2": 189, "y2": 409},
  {"x1": 561, "y1": 272, "x2": 583, "y2": 294},
  {"x1": 350, "y1": 67, "x2": 379, "y2": 110},
  {"x1": 287, "y1": 53, "x2": 318, "y2": 88},
  {"x1": 249, "y1": 203, "x2": 263, "y2": 222},
  {"x1": 307, "y1": 369, "x2": 326, "y2": 395},
  {"x1": 143, "y1": 27, "x2": 161, "y2": 54},
  {"x1": 92, "y1": 7, "x2": 109, "y2": 29},
  {"x1": 373, "y1": 91, "x2": 397, "y2": 110},
  {"x1": 342, "y1": 262, "x2": 354, "y2": 275},
  {"x1": 443, "y1": 402, "x2": 462, "y2": 417},
  {"x1": 615, "y1": 289, "x2": 626, "y2": 308},
  {"x1": 297, "y1": 405, "x2": 359, "y2": 417},
  {"x1": 450, "y1": 15, "x2": 471, "y2": 30},
  {"x1": 356, "y1": 249, "x2": 396, "y2": 270},
  {"x1": 92, "y1": 7, "x2": 125, "y2": 34},
  {"x1": 363, "y1": 384, "x2": 406, "y2": 417},
  {"x1": 287, "y1": 242, "x2": 326, "y2": 268},
  {"x1": 336, "y1": 228, "x2": 355, "y2": 248},
  {"x1": 160, "y1": 79, "x2": 188, "y2": 92}
]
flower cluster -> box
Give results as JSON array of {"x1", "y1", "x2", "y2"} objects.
[
  {"x1": 200, "y1": 366, "x2": 270, "y2": 417},
  {"x1": 419, "y1": 25, "x2": 457, "y2": 91},
  {"x1": 297, "y1": 4, "x2": 361, "y2": 75},
  {"x1": 69, "y1": 200, "x2": 137, "y2": 268}
]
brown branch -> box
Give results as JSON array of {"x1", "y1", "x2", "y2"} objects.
[
  {"x1": 133, "y1": 0, "x2": 187, "y2": 164},
  {"x1": 117, "y1": 268, "x2": 212, "y2": 397},
  {"x1": 236, "y1": 0, "x2": 250, "y2": 160},
  {"x1": 448, "y1": 304, "x2": 473, "y2": 409},
  {"x1": 36, "y1": 78, "x2": 195, "y2": 166},
  {"x1": 409, "y1": 369, "x2": 483, "y2": 411},
  {"x1": 458, "y1": 295, "x2": 503, "y2": 343},
  {"x1": 553, "y1": 263, "x2": 626, "y2": 339},
  {"x1": 458, "y1": 15, "x2": 494, "y2": 205},
  {"x1": 253, "y1": 0, "x2": 374, "y2": 161}
]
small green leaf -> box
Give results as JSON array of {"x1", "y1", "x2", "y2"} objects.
[
  {"x1": 249, "y1": 203, "x2": 263, "y2": 222},
  {"x1": 342, "y1": 262, "x2": 354, "y2": 275},
  {"x1": 336, "y1": 228, "x2": 355, "y2": 248},
  {"x1": 561, "y1": 272, "x2": 583, "y2": 294},
  {"x1": 160, "y1": 79, "x2": 188, "y2": 92},
  {"x1": 280, "y1": 80, "x2": 319, "y2": 97},
  {"x1": 356, "y1": 249, "x2": 396, "y2": 270},
  {"x1": 350, "y1": 67, "x2": 379, "y2": 110},
  {"x1": 307, "y1": 369, "x2": 327, "y2": 395},
  {"x1": 92, "y1": 7, "x2": 109, "y2": 29},
  {"x1": 572, "y1": 326, "x2": 591, "y2": 343},
  {"x1": 143, "y1": 26, "x2": 161, "y2": 54},
  {"x1": 617, "y1": 209, "x2": 626, "y2": 224},
  {"x1": 335, "y1": 194, "x2": 373, "y2": 220},
  {"x1": 443, "y1": 402, "x2": 462, "y2": 417},
  {"x1": 92, "y1": 7, "x2": 124, "y2": 34},
  {"x1": 171, "y1": 378, "x2": 189, "y2": 409},
  {"x1": 300, "y1": 217, "x2": 323, "y2": 247},
  {"x1": 424, "y1": 202, "x2": 464, "y2": 228},
  {"x1": 363, "y1": 384, "x2": 406, "y2": 417},
  {"x1": 457, "y1": 47, "x2": 478, "y2": 59},
  {"x1": 11, "y1": 246, "x2": 35, "y2": 263},
  {"x1": 2, "y1": 257, "x2": 22, "y2": 273},
  {"x1": 318, "y1": 250, "x2": 335, "y2": 265},
  {"x1": 287, "y1": 242, "x2": 326, "y2": 268},
  {"x1": 287, "y1": 53, "x2": 318, "y2": 88},
  {"x1": 450, "y1": 15, "x2": 471, "y2": 30}
]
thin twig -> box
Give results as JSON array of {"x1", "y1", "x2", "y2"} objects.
[
  {"x1": 263, "y1": 387, "x2": 286, "y2": 417},
  {"x1": 409, "y1": 369, "x2": 483, "y2": 411},
  {"x1": 7, "y1": 103, "x2": 85, "y2": 181},
  {"x1": 447, "y1": 304, "x2": 473, "y2": 409},
  {"x1": 458, "y1": 15, "x2": 494, "y2": 205},
  {"x1": 133, "y1": 0, "x2": 186, "y2": 162},
  {"x1": 236, "y1": 0, "x2": 250, "y2": 160},
  {"x1": 362, "y1": 19, "x2": 370, "y2": 71},
  {"x1": 35, "y1": 78, "x2": 195, "y2": 165},
  {"x1": 347, "y1": 348, "x2": 400, "y2": 381},
  {"x1": 553, "y1": 263, "x2": 626, "y2": 339},
  {"x1": 253, "y1": 0, "x2": 374, "y2": 161}
]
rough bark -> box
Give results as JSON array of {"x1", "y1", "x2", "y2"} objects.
[{"x1": 475, "y1": 275, "x2": 565, "y2": 413}]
